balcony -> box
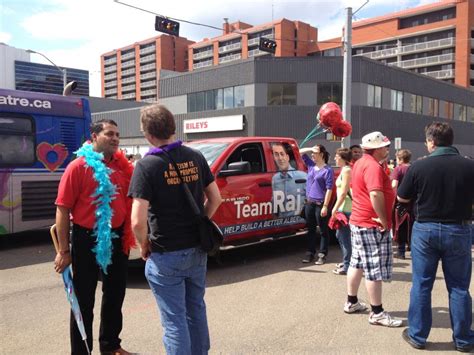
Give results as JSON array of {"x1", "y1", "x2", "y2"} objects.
[
  {"x1": 104, "y1": 57, "x2": 116, "y2": 65},
  {"x1": 141, "y1": 97, "x2": 157, "y2": 103},
  {"x1": 122, "y1": 84, "x2": 136, "y2": 92},
  {"x1": 105, "y1": 94, "x2": 117, "y2": 99},
  {"x1": 248, "y1": 48, "x2": 271, "y2": 57},
  {"x1": 248, "y1": 33, "x2": 274, "y2": 46},
  {"x1": 104, "y1": 80, "x2": 117, "y2": 88},
  {"x1": 104, "y1": 73, "x2": 117, "y2": 81},
  {"x1": 471, "y1": 54, "x2": 474, "y2": 63},
  {"x1": 193, "y1": 49, "x2": 213, "y2": 60},
  {"x1": 122, "y1": 76, "x2": 136, "y2": 84},
  {"x1": 140, "y1": 71, "x2": 156, "y2": 80},
  {"x1": 424, "y1": 69, "x2": 455, "y2": 79},
  {"x1": 140, "y1": 63, "x2": 156, "y2": 72},
  {"x1": 104, "y1": 65, "x2": 117, "y2": 73},
  {"x1": 122, "y1": 93, "x2": 136, "y2": 100},
  {"x1": 121, "y1": 68, "x2": 136, "y2": 77},
  {"x1": 140, "y1": 54, "x2": 155, "y2": 64},
  {"x1": 141, "y1": 80, "x2": 156, "y2": 89},
  {"x1": 218, "y1": 42, "x2": 242, "y2": 54},
  {"x1": 105, "y1": 88, "x2": 117, "y2": 95},
  {"x1": 193, "y1": 60, "x2": 213, "y2": 70},
  {"x1": 218, "y1": 53, "x2": 241, "y2": 64},
  {"x1": 121, "y1": 52, "x2": 135, "y2": 61},
  {"x1": 390, "y1": 53, "x2": 455, "y2": 69},
  {"x1": 140, "y1": 46, "x2": 155, "y2": 55},
  {"x1": 141, "y1": 89, "x2": 156, "y2": 96},
  {"x1": 121, "y1": 60, "x2": 135, "y2": 69},
  {"x1": 356, "y1": 37, "x2": 455, "y2": 61}
]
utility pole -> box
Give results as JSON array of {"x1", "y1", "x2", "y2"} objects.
[{"x1": 342, "y1": 6, "x2": 352, "y2": 148}]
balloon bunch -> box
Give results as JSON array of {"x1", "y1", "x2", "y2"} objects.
[{"x1": 300, "y1": 102, "x2": 352, "y2": 147}]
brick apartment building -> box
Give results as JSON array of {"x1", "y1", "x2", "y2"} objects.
[
  {"x1": 101, "y1": 35, "x2": 194, "y2": 102},
  {"x1": 314, "y1": 0, "x2": 474, "y2": 89}
]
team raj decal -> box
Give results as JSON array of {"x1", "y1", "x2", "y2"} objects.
[{"x1": 36, "y1": 142, "x2": 68, "y2": 172}]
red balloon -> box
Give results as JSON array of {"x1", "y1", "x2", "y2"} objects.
[
  {"x1": 331, "y1": 120, "x2": 352, "y2": 138},
  {"x1": 318, "y1": 102, "x2": 342, "y2": 128}
]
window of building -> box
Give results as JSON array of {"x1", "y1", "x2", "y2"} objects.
[
  {"x1": 367, "y1": 84, "x2": 382, "y2": 108},
  {"x1": 0, "y1": 115, "x2": 36, "y2": 167},
  {"x1": 317, "y1": 83, "x2": 342, "y2": 105},
  {"x1": 399, "y1": 7, "x2": 456, "y2": 29},
  {"x1": 187, "y1": 86, "x2": 245, "y2": 113},
  {"x1": 444, "y1": 101, "x2": 454, "y2": 119},
  {"x1": 427, "y1": 97, "x2": 439, "y2": 117},
  {"x1": 467, "y1": 107, "x2": 474, "y2": 123},
  {"x1": 234, "y1": 85, "x2": 245, "y2": 107},
  {"x1": 454, "y1": 103, "x2": 467, "y2": 121},
  {"x1": 390, "y1": 90, "x2": 403, "y2": 111},
  {"x1": 215, "y1": 89, "x2": 223, "y2": 110},
  {"x1": 267, "y1": 83, "x2": 297, "y2": 106},
  {"x1": 224, "y1": 87, "x2": 234, "y2": 109},
  {"x1": 410, "y1": 94, "x2": 423, "y2": 114}
]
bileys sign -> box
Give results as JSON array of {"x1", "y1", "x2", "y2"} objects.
[{"x1": 183, "y1": 115, "x2": 244, "y2": 133}]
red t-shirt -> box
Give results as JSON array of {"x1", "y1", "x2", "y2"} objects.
[
  {"x1": 349, "y1": 154, "x2": 395, "y2": 229},
  {"x1": 55, "y1": 156, "x2": 129, "y2": 229}
]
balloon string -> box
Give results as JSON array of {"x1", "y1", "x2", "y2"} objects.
[{"x1": 300, "y1": 124, "x2": 327, "y2": 147}]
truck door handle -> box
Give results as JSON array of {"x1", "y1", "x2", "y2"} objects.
[
  {"x1": 295, "y1": 179, "x2": 307, "y2": 184},
  {"x1": 258, "y1": 182, "x2": 272, "y2": 187}
]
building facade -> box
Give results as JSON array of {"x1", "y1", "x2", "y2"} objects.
[
  {"x1": 15, "y1": 61, "x2": 89, "y2": 96},
  {"x1": 314, "y1": 0, "x2": 474, "y2": 89},
  {"x1": 95, "y1": 56, "x2": 474, "y2": 159},
  {"x1": 100, "y1": 35, "x2": 194, "y2": 102},
  {"x1": 189, "y1": 19, "x2": 317, "y2": 71}
]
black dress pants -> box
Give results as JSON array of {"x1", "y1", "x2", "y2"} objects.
[{"x1": 70, "y1": 224, "x2": 128, "y2": 354}]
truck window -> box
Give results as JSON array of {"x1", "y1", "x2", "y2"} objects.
[
  {"x1": 225, "y1": 143, "x2": 265, "y2": 173},
  {"x1": 0, "y1": 115, "x2": 35, "y2": 166},
  {"x1": 187, "y1": 142, "x2": 229, "y2": 167}
]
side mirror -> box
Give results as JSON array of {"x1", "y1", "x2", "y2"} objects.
[
  {"x1": 218, "y1": 161, "x2": 251, "y2": 177},
  {"x1": 63, "y1": 81, "x2": 78, "y2": 96}
]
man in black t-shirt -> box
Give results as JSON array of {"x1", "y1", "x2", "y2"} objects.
[
  {"x1": 128, "y1": 104, "x2": 222, "y2": 354},
  {"x1": 397, "y1": 122, "x2": 474, "y2": 352}
]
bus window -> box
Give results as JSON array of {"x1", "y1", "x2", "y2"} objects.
[{"x1": 0, "y1": 115, "x2": 35, "y2": 166}]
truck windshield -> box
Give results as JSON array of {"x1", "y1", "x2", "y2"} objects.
[{"x1": 186, "y1": 142, "x2": 229, "y2": 167}]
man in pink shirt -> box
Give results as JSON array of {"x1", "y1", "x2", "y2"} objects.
[{"x1": 343, "y1": 131, "x2": 402, "y2": 328}]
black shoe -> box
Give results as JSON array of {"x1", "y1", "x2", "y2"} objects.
[
  {"x1": 402, "y1": 328, "x2": 425, "y2": 350},
  {"x1": 394, "y1": 253, "x2": 406, "y2": 260},
  {"x1": 455, "y1": 343, "x2": 474, "y2": 353},
  {"x1": 302, "y1": 252, "x2": 315, "y2": 263}
]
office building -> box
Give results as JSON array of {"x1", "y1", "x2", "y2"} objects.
[
  {"x1": 100, "y1": 35, "x2": 194, "y2": 102},
  {"x1": 313, "y1": 0, "x2": 474, "y2": 89}
]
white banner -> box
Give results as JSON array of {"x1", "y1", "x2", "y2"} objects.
[{"x1": 183, "y1": 115, "x2": 244, "y2": 133}]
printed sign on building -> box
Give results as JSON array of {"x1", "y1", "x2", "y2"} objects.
[{"x1": 183, "y1": 115, "x2": 244, "y2": 133}]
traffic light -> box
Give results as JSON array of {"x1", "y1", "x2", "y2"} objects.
[
  {"x1": 259, "y1": 38, "x2": 277, "y2": 54},
  {"x1": 155, "y1": 16, "x2": 180, "y2": 36}
]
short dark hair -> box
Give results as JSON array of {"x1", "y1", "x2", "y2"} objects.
[
  {"x1": 350, "y1": 144, "x2": 361, "y2": 150},
  {"x1": 425, "y1": 122, "x2": 453, "y2": 147},
  {"x1": 90, "y1": 119, "x2": 118, "y2": 135},
  {"x1": 140, "y1": 104, "x2": 176, "y2": 140},
  {"x1": 315, "y1": 144, "x2": 330, "y2": 164},
  {"x1": 271, "y1": 142, "x2": 290, "y2": 155},
  {"x1": 396, "y1": 149, "x2": 411, "y2": 163},
  {"x1": 335, "y1": 148, "x2": 352, "y2": 164}
]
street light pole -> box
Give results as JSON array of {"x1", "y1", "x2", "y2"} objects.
[
  {"x1": 342, "y1": 7, "x2": 352, "y2": 148},
  {"x1": 26, "y1": 49, "x2": 67, "y2": 89}
]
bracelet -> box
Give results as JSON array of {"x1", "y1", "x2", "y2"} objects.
[{"x1": 59, "y1": 250, "x2": 70, "y2": 255}]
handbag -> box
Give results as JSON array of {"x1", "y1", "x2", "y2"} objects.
[{"x1": 162, "y1": 150, "x2": 223, "y2": 256}]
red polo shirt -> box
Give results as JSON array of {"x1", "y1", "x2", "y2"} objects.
[
  {"x1": 55, "y1": 156, "x2": 128, "y2": 229},
  {"x1": 349, "y1": 154, "x2": 395, "y2": 229}
]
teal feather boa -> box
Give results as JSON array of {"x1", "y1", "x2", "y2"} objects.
[{"x1": 75, "y1": 142, "x2": 118, "y2": 273}]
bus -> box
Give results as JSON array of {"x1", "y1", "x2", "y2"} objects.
[{"x1": 0, "y1": 88, "x2": 91, "y2": 235}]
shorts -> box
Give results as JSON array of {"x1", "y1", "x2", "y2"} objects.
[{"x1": 349, "y1": 224, "x2": 393, "y2": 281}]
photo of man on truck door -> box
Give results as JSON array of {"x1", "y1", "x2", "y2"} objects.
[{"x1": 271, "y1": 142, "x2": 307, "y2": 218}]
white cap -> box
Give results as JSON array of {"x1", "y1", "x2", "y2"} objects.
[{"x1": 360, "y1": 131, "x2": 391, "y2": 149}]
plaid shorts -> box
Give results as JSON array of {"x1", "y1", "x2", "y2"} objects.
[{"x1": 349, "y1": 224, "x2": 393, "y2": 281}]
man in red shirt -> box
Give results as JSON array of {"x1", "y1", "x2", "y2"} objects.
[
  {"x1": 54, "y1": 119, "x2": 134, "y2": 355},
  {"x1": 343, "y1": 131, "x2": 402, "y2": 328}
]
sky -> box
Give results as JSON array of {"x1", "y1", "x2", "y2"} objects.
[{"x1": 1, "y1": 0, "x2": 437, "y2": 97}]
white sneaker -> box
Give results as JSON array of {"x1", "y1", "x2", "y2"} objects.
[
  {"x1": 368, "y1": 311, "x2": 403, "y2": 327},
  {"x1": 344, "y1": 301, "x2": 367, "y2": 314}
]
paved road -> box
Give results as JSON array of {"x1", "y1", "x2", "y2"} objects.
[{"x1": 1, "y1": 231, "x2": 473, "y2": 354}]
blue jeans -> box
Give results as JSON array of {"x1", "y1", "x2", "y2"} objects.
[
  {"x1": 145, "y1": 247, "x2": 210, "y2": 355},
  {"x1": 335, "y1": 213, "x2": 351, "y2": 271},
  {"x1": 408, "y1": 222, "x2": 474, "y2": 348},
  {"x1": 305, "y1": 203, "x2": 330, "y2": 256}
]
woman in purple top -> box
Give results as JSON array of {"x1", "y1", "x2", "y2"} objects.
[{"x1": 299, "y1": 144, "x2": 334, "y2": 265}]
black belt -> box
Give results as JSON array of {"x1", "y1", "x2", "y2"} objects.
[
  {"x1": 73, "y1": 223, "x2": 124, "y2": 235},
  {"x1": 417, "y1": 220, "x2": 471, "y2": 226},
  {"x1": 307, "y1": 198, "x2": 323, "y2": 205}
]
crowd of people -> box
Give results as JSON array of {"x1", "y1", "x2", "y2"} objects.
[{"x1": 52, "y1": 103, "x2": 474, "y2": 354}]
